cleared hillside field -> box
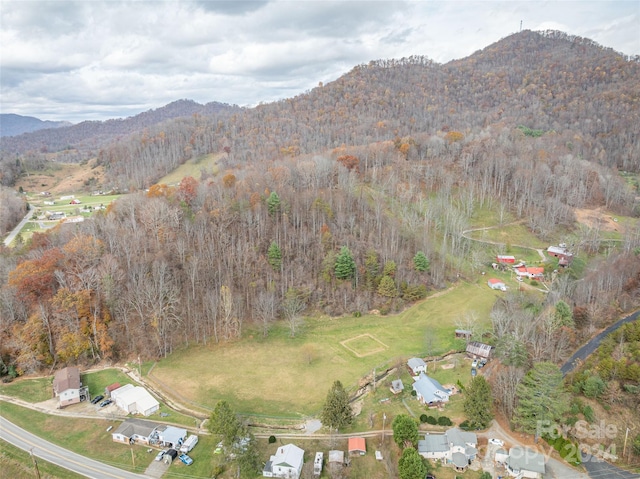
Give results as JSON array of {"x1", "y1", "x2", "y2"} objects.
[
  {"x1": 157, "y1": 152, "x2": 221, "y2": 185},
  {"x1": 151, "y1": 280, "x2": 497, "y2": 418}
]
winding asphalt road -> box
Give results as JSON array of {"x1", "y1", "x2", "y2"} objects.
[
  {"x1": 561, "y1": 309, "x2": 640, "y2": 376},
  {"x1": 0, "y1": 416, "x2": 150, "y2": 478}
]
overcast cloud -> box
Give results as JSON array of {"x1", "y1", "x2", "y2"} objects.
[{"x1": 1, "y1": 0, "x2": 639, "y2": 123}]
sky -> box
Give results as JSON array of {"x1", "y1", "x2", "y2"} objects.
[{"x1": 1, "y1": 1, "x2": 639, "y2": 123}]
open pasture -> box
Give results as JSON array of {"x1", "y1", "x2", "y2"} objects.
[{"x1": 151, "y1": 281, "x2": 495, "y2": 418}]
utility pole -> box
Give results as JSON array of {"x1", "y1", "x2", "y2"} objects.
[
  {"x1": 131, "y1": 447, "x2": 135, "y2": 468},
  {"x1": 29, "y1": 449, "x2": 41, "y2": 479},
  {"x1": 381, "y1": 413, "x2": 387, "y2": 446}
]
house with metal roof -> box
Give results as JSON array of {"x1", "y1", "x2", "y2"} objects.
[
  {"x1": 506, "y1": 447, "x2": 545, "y2": 478},
  {"x1": 348, "y1": 437, "x2": 366, "y2": 455},
  {"x1": 412, "y1": 373, "x2": 450, "y2": 405},
  {"x1": 418, "y1": 428, "x2": 477, "y2": 472},
  {"x1": 263, "y1": 443, "x2": 305, "y2": 478},
  {"x1": 407, "y1": 357, "x2": 427, "y2": 375}
]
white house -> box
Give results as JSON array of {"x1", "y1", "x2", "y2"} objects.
[
  {"x1": 506, "y1": 447, "x2": 546, "y2": 478},
  {"x1": 412, "y1": 373, "x2": 450, "y2": 405},
  {"x1": 151, "y1": 424, "x2": 187, "y2": 449},
  {"x1": 110, "y1": 384, "x2": 160, "y2": 416},
  {"x1": 418, "y1": 428, "x2": 478, "y2": 471},
  {"x1": 407, "y1": 357, "x2": 427, "y2": 375},
  {"x1": 263, "y1": 444, "x2": 305, "y2": 479},
  {"x1": 112, "y1": 418, "x2": 157, "y2": 445},
  {"x1": 52, "y1": 366, "x2": 88, "y2": 408}
]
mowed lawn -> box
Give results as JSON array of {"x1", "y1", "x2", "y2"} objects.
[{"x1": 152, "y1": 281, "x2": 496, "y2": 418}]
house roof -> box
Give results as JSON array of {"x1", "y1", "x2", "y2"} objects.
[
  {"x1": 106, "y1": 382, "x2": 121, "y2": 393},
  {"x1": 407, "y1": 357, "x2": 426, "y2": 370},
  {"x1": 452, "y1": 451, "x2": 468, "y2": 468},
  {"x1": 270, "y1": 443, "x2": 304, "y2": 469},
  {"x1": 412, "y1": 373, "x2": 450, "y2": 403},
  {"x1": 113, "y1": 418, "x2": 158, "y2": 438},
  {"x1": 154, "y1": 424, "x2": 187, "y2": 445},
  {"x1": 418, "y1": 434, "x2": 449, "y2": 454},
  {"x1": 53, "y1": 367, "x2": 80, "y2": 393},
  {"x1": 445, "y1": 428, "x2": 477, "y2": 448},
  {"x1": 348, "y1": 437, "x2": 366, "y2": 453},
  {"x1": 328, "y1": 450, "x2": 344, "y2": 463},
  {"x1": 111, "y1": 385, "x2": 159, "y2": 413},
  {"x1": 507, "y1": 447, "x2": 546, "y2": 474},
  {"x1": 488, "y1": 278, "x2": 504, "y2": 285},
  {"x1": 391, "y1": 379, "x2": 404, "y2": 391},
  {"x1": 466, "y1": 341, "x2": 492, "y2": 358},
  {"x1": 515, "y1": 266, "x2": 544, "y2": 276}
]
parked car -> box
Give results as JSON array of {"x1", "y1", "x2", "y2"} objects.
[
  {"x1": 90, "y1": 395, "x2": 104, "y2": 405},
  {"x1": 214, "y1": 441, "x2": 223, "y2": 454},
  {"x1": 426, "y1": 475, "x2": 436, "y2": 479},
  {"x1": 99, "y1": 399, "x2": 112, "y2": 407},
  {"x1": 179, "y1": 453, "x2": 193, "y2": 465},
  {"x1": 471, "y1": 359, "x2": 478, "y2": 368},
  {"x1": 155, "y1": 450, "x2": 167, "y2": 461},
  {"x1": 471, "y1": 368, "x2": 477, "y2": 377},
  {"x1": 489, "y1": 438, "x2": 505, "y2": 447}
]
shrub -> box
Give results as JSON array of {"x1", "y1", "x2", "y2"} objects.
[
  {"x1": 437, "y1": 416, "x2": 452, "y2": 426},
  {"x1": 583, "y1": 375, "x2": 605, "y2": 398},
  {"x1": 425, "y1": 416, "x2": 437, "y2": 425},
  {"x1": 268, "y1": 435, "x2": 276, "y2": 444},
  {"x1": 420, "y1": 414, "x2": 428, "y2": 423},
  {"x1": 582, "y1": 405, "x2": 595, "y2": 423}
]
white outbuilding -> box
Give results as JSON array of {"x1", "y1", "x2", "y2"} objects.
[{"x1": 110, "y1": 384, "x2": 160, "y2": 416}]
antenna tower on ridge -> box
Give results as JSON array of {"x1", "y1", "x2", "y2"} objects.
[{"x1": 520, "y1": 20, "x2": 523, "y2": 32}]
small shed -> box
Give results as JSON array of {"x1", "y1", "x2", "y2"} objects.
[
  {"x1": 390, "y1": 379, "x2": 404, "y2": 394},
  {"x1": 328, "y1": 450, "x2": 344, "y2": 464},
  {"x1": 105, "y1": 383, "x2": 121, "y2": 396},
  {"x1": 455, "y1": 329, "x2": 472, "y2": 340},
  {"x1": 348, "y1": 437, "x2": 366, "y2": 456},
  {"x1": 163, "y1": 448, "x2": 178, "y2": 464}
]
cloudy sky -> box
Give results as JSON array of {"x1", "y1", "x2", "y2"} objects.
[{"x1": 1, "y1": 0, "x2": 639, "y2": 123}]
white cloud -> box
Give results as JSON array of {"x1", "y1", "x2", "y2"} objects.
[{"x1": 0, "y1": 0, "x2": 638, "y2": 122}]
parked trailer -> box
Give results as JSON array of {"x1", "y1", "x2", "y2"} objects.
[{"x1": 179, "y1": 435, "x2": 198, "y2": 453}]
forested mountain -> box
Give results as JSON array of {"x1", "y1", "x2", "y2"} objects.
[
  {"x1": 0, "y1": 99, "x2": 242, "y2": 161},
  {"x1": 0, "y1": 114, "x2": 72, "y2": 138},
  {"x1": 1, "y1": 30, "x2": 639, "y2": 377}
]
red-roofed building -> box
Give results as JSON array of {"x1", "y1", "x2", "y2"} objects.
[
  {"x1": 514, "y1": 266, "x2": 544, "y2": 279},
  {"x1": 496, "y1": 255, "x2": 516, "y2": 264},
  {"x1": 487, "y1": 278, "x2": 507, "y2": 291},
  {"x1": 348, "y1": 437, "x2": 366, "y2": 456}
]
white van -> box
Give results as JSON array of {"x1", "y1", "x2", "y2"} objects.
[{"x1": 179, "y1": 435, "x2": 198, "y2": 453}]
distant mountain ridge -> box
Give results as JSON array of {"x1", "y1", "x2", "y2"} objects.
[
  {"x1": 0, "y1": 99, "x2": 242, "y2": 155},
  {"x1": 0, "y1": 114, "x2": 72, "y2": 137}
]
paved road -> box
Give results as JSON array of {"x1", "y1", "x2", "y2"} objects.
[
  {"x1": 2, "y1": 209, "x2": 32, "y2": 247},
  {"x1": 561, "y1": 310, "x2": 640, "y2": 376},
  {"x1": 0, "y1": 416, "x2": 150, "y2": 479}
]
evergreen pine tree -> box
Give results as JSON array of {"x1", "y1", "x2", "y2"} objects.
[
  {"x1": 514, "y1": 362, "x2": 568, "y2": 434},
  {"x1": 334, "y1": 246, "x2": 356, "y2": 280},
  {"x1": 413, "y1": 251, "x2": 430, "y2": 272},
  {"x1": 377, "y1": 275, "x2": 397, "y2": 297},
  {"x1": 267, "y1": 241, "x2": 282, "y2": 271},
  {"x1": 266, "y1": 191, "x2": 280, "y2": 216},
  {"x1": 398, "y1": 447, "x2": 427, "y2": 479},
  {"x1": 320, "y1": 380, "x2": 353, "y2": 431},
  {"x1": 463, "y1": 376, "x2": 494, "y2": 428}
]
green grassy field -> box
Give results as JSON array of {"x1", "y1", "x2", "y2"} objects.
[
  {"x1": 0, "y1": 377, "x2": 52, "y2": 403},
  {"x1": 151, "y1": 281, "x2": 496, "y2": 419},
  {"x1": 158, "y1": 153, "x2": 221, "y2": 185},
  {"x1": 0, "y1": 439, "x2": 85, "y2": 479}
]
